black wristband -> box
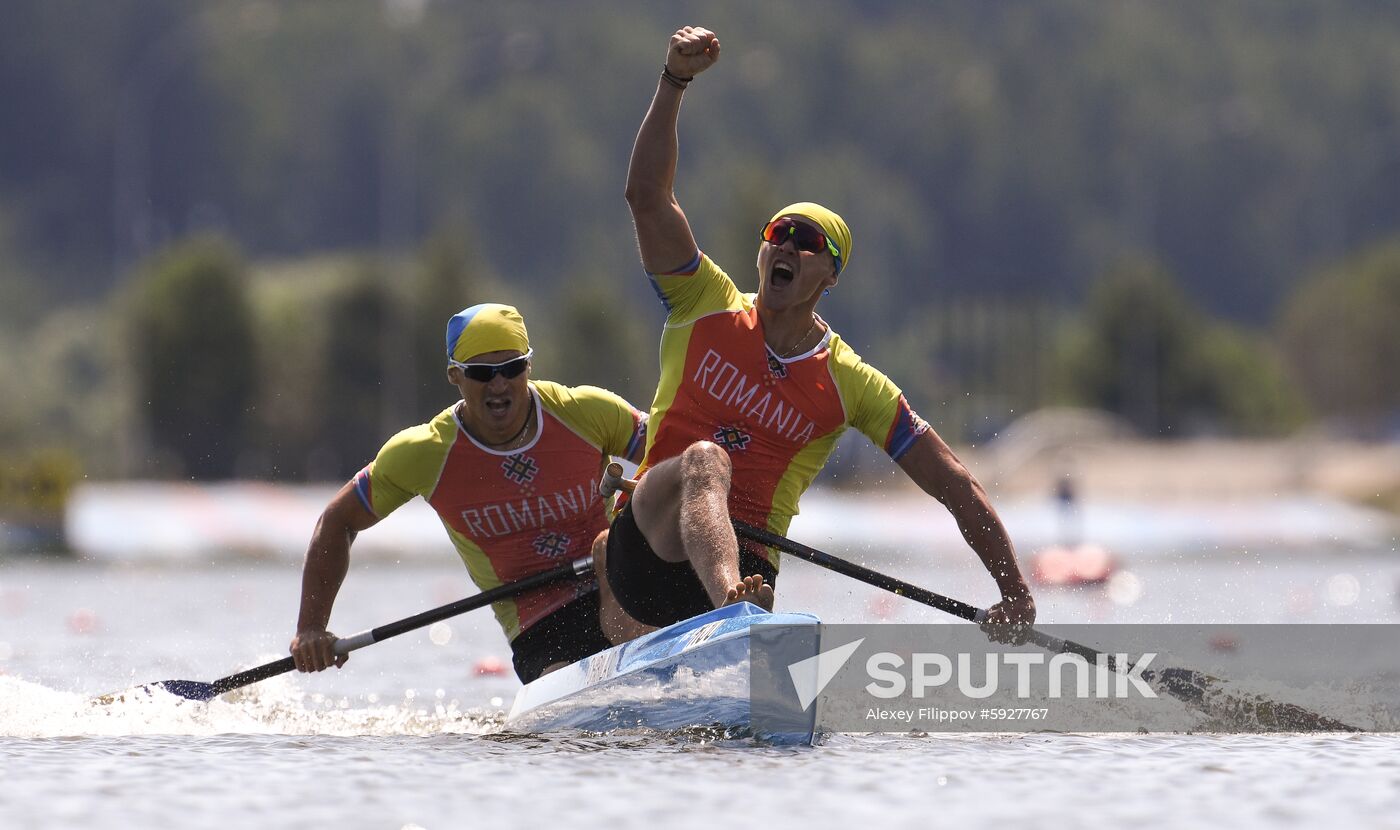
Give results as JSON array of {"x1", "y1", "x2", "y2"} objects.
[{"x1": 661, "y1": 65, "x2": 692, "y2": 89}]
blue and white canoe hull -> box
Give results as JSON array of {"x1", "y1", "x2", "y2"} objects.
[{"x1": 506, "y1": 602, "x2": 821, "y2": 744}]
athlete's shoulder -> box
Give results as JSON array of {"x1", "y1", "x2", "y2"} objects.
[
  {"x1": 533, "y1": 379, "x2": 633, "y2": 414},
  {"x1": 359, "y1": 406, "x2": 458, "y2": 512},
  {"x1": 377, "y1": 406, "x2": 458, "y2": 463},
  {"x1": 530, "y1": 378, "x2": 571, "y2": 408},
  {"x1": 532, "y1": 379, "x2": 645, "y2": 456},
  {"x1": 693, "y1": 255, "x2": 754, "y2": 312},
  {"x1": 650, "y1": 253, "x2": 751, "y2": 322},
  {"x1": 822, "y1": 333, "x2": 927, "y2": 458},
  {"x1": 824, "y1": 331, "x2": 903, "y2": 407},
  {"x1": 825, "y1": 330, "x2": 883, "y2": 378}
]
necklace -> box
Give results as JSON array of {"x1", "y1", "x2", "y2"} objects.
[{"x1": 776, "y1": 316, "x2": 821, "y2": 359}]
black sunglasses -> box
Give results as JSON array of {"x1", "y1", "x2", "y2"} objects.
[{"x1": 450, "y1": 349, "x2": 533, "y2": 382}]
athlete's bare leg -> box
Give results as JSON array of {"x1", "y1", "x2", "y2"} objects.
[
  {"x1": 630, "y1": 441, "x2": 774, "y2": 611},
  {"x1": 591, "y1": 530, "x2": 656, "y2": 645}
]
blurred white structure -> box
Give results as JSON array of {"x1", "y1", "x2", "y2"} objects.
[{"x1": 63, "y1": 479, "x2": 1398, "y2": 565}]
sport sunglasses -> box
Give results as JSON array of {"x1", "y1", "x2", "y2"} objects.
[
  {"x1": 449, "y1": 349, "x2": 533, "y2": 382},
  {"x1": 760, "y1": 217, "x2": 843, "y2": 269}
]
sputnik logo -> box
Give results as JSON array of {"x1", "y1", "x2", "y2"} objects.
[{"x1": 787, "y1": 638, "x2": 865, "y2": 711}]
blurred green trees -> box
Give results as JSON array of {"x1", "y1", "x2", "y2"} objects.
[
  {"x1": 244, "y1": 255, "x2": 416, "y2": 480},
  {"x1": 109, "y1": 229, "x2": 656, "y2": 481},
  {"x1": 4, "y1": 1, "x2": 1400, "y2": 483},
  {"x1": 315, "y1": 264, "x2": 393, "y2": 477},
  {"x1": 1279, "y1": 241, "x2": 1400, "y2": 435},
  {"x1": 8, "y1": 0, "x2": 1400, "y2": 329},
  {"x1": 0, "y1": 228, "x2": 1377, "y2": 483},
  {"x1": 123, "y1": 237, "x2": 256, "y2": 477},
  {"x1": 407, "y1": 230, "x2": 486, "y2": 418},
  {"x1": 531, "y1": 279, "x2": 655, "y2": 412},
  {"x1": 1058, "y1": 260, "x2": 1305, "y2": 436}
]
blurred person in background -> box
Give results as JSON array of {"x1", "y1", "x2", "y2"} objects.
[
  {"x1": 289, "y1": 303, "x2": 650, "y2": 682},
  {"x1": 607, "y1": 25, "x2": 1036, "y2": 636}
]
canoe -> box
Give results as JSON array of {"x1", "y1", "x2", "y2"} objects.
[{"x1": 505, "y1": 601, "x2": 822, "y2": 744}]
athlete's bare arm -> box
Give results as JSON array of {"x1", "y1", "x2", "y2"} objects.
[
  {"x1": 624, "y1": 26, "x2": 720, "y2": 275},
  {"x1": 289, "y1": 481, "x2": 380, "y2": 672},
  {"x1": 896, "y1": 431, "x2": 1036, "y2": 627}
]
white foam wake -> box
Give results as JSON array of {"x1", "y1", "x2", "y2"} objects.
[{"x1": 0, "y1": 675, "x2": 503, "y2": 738}]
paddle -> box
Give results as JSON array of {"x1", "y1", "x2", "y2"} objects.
[
  {"x1": 600, "y1": 463, "x2": 1360, "y2": 732},
  {"x1": 95, "y1": 556, "x2": 596, "y2": 704}
]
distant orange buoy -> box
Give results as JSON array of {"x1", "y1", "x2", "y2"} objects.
[
  {"x1": 1, "y1": 588, "x2": 27, "y2": 617},
  {"x1": 67, "y1": 608, "x2": 98, "y2": 635},
  {"x1": 1030, "y1": 544, "x2": 1116, "y2": 587},
  {"x1": 867, "y1": 593, "x2": 897, "y2": 620},
  {"x1": 1208, "y1": 632, "x2": 1240, "y2": 653},
  {"x1": 473, "y1": 655, "x2": 508, "y2": 676}
]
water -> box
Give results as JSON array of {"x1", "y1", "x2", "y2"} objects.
[{"x1": 3, "y1": 544, "x2": 1400, "y2": 829}]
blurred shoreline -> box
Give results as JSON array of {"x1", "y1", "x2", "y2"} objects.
[
  {"x1": 961, "y1": 436, "x2": 1400, "y2": 508},
  {"x1": 14, "y1": 436, "x2": 1393, "y2": 566}
]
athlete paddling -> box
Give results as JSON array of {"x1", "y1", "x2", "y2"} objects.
[
  {"x1": 604, "y1": 25, "x2": 1036, "y2": 637},
  {"x1": 290, "y1": 304, "x2": 649, "y2": 682}
]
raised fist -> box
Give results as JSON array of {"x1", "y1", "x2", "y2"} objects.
[{"x1": 666, "y1": 26, "x2": 720, "y2": 78}]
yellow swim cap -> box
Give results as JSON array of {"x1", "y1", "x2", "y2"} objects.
[
  {"x1": 769, "y1": 202, "x2": 851, "y2": 273},
  {"x1": 445, "y1": 303, "x2": 530, "y2": 363}
]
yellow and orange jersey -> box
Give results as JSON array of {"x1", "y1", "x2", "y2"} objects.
[
  {"x1": 641, "y1": 254, "x2": 928, "y2": 566},
  {"x1": 353, "y1": 380, "x2": 646, "y2": 640}
]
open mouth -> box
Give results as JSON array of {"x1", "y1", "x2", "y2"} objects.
[
  {"x1": 484, "y1": 397, "x2": 513, "y2": 418},
  {"x1": 769, "y1": 262, "x2": 795, "y2": 289}
]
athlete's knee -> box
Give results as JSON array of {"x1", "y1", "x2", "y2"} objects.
[
  {"x1": 684, "y1": 440, "x2": 729, "y2": 468},
  {"x1": 680, "y1": 440, "x2": 732, "y2": 487}
]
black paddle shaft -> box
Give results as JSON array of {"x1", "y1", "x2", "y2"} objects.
[
  {"x1": 732, "y1": 520, "x2": 987, "y2": 622},
  {"x1": 733, "y1": 520, "x2": 1360, "y2": 731},
  {"x1": 200, "y1": 557, "x2": 595, "y2": 697},
  {"x1": 734, "y1": 519, "x2": 1106, "y2": 664}
]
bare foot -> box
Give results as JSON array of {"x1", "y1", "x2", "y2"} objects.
[{"x1": 723, "y1": 574, "x2": 775, "y2": 612}]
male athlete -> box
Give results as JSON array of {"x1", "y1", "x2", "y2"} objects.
[
  {"x1": 290, "y1": 303, "x2": 648, "y2": 682},
  {"x1": 606, "y1": 26, "x2": 1036, "y2": 634}
]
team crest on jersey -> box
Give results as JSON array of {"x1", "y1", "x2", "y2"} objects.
[
  {"x1": 501, "y1": 454, "x2": 540, "y2": 485},
  {"x1": 713, "y1": 425, "x2": 751, "y2": 452},
  {"x1": 766, "y1": 353, "x2": 788, "y2": 378},
  {"x1": 532, "y1": 531, "x2": 571, "y2": 558}
]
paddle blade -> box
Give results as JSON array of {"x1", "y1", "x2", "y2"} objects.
[
  {"x1": 151, "y1": 679, "x2": 222, "y2": 701},
  {"x1": 1152, "y1": 667, "x2": 1361, "y2": 732},
  {"x1": 92, "y1": 679, "x2": 221, "y2": 705}
]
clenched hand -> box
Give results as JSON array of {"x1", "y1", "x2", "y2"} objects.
[{"x1": 666, "y1": 26, "x2": 720, "y2": 79}]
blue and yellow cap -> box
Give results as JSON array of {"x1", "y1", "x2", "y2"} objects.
[
  {"x1": 445, "y1": 303, "x2": 530, "y2": 363},
  {"x1": 769, "y1": 202, "x2": 852, "y2": 274}
]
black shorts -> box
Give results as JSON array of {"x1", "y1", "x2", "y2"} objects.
[
  {"x1": 605, "y1": 500, "x2": 778, "y2": 628},
  {"x1": 509, "y1": 589, "x2": 612, "y2": 683}
]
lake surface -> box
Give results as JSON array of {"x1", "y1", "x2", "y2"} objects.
[{"x1": 3, "y1": 536, "x2": 1399, "y2": 829}]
